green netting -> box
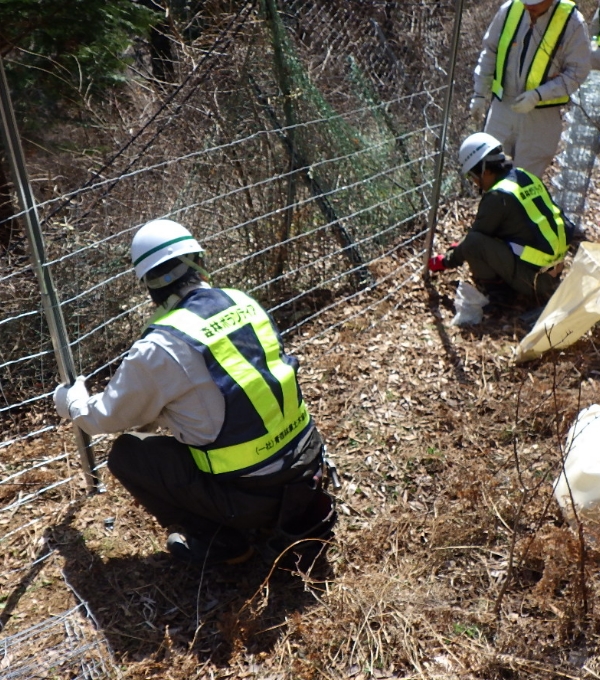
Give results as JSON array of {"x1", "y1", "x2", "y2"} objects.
[{"x1": 265, "y1": 0, "x2": 419, "y2": 259}]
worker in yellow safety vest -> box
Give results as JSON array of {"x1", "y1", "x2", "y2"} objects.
[
  {"x1": 54, "y1": 220, "x2": 337, "y2": 566},
  {"x1": 428, "y1": 133, "x2": 574, "y2": 306},
  {"x1": 469, "y1": 0, "x2": 590, "y2": 177}
]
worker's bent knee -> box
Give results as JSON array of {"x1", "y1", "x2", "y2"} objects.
[
  {"x1": 461, "y1": 232, "x2": 515, "y2": 275},
  {"x1": 460, "y1": 231, "x2": 492, "y2": 259},
  {"x1": 107, "y1": 433, "x2": 145, "y2": 479}
]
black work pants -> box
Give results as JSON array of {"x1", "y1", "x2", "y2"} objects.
[
  {"x1": 107, "y1": 427, "x2": 324, "y2": 537},
  {"x1": 460, "y1": 231, "x2": 559, "y2": 301}
]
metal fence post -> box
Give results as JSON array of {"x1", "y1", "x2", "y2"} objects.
[
  {"x1": 0, "y1": 55, "x2": 98, "y2": 493},
  {"x1": 422, "y1": 0, "x2": 465, "y2": 279}
]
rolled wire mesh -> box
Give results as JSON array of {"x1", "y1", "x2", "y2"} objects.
[
  {"x1": 552, "y1": 69, "x2": 600, "y2": 231},
  {"x1": 0, "y1": 604, "x2": 115, "y2": 680}
]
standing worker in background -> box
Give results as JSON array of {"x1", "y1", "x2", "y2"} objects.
[
  {"x1": 469, "y1": 0, "x2": 590, "y2": 177},
  {"x1": 54, "y1": 219, "x2": 337, "y2": 566},
  {"x1": 428, "y1": 133, "x2": 573, "y2": 306}
]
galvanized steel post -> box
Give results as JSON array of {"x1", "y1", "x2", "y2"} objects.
[
  {"x1": 422, "y1": 0, "x2": 465, "y2": 278},
  {"x1": 0, "y1": 55, "x2": 98, "y2": 492}
]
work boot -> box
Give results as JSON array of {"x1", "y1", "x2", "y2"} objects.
[
  {"x1": 519, "y1": 305, "x2": 544, "y2": 330},
  {"x1": 265, "y1": 488, "x2": 337, "y2": 564},
  {"x1": 167, "y1": 531, "x2": 253, "y2": 566},
  {"x1": 475, "y1": 278, "x2": 515, "y2": 307}
]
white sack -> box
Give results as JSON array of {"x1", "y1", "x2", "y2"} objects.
[
  {"x1": 553, "y1": 404, "x2": 600, "y2": 543},
  {"x1": 516, "y1": 242, "x2": 600, "y2": 363},
  {"x1": 554, "y1": 404, "x2": 600, "y2": 514},
  {"x1": 450, "y1": 281, "x2": 489, "y2": 326}
]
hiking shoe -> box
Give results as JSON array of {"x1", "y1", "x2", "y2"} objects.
[
  {"x1": 480, "y1": 283, "x2": 515, "y2": 307},
  {"x1": 167, "y1": 532, "x2": 253, "y2": 566}
]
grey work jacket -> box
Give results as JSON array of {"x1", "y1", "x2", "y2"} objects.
[{"x1": 474, "y1": 0, "x2": 590, "y2": 103}]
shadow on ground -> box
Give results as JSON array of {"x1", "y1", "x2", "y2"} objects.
[
  {"x1": 425, "y1": 278, "x2": 540, "y2": 349},
  {"x1": 46, "y1": 509, "x2": 334, "y2": 666}
]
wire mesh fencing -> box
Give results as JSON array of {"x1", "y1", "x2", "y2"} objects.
[
  {"x1": 552, "y1": 69, "x2": 600, "y2": 232},
  {"x1": 0, "y1": 604, "x2": 116, "y2": 680},
  {"x1": 0, "y1": 0, "x2": 474, "y2": 674}
]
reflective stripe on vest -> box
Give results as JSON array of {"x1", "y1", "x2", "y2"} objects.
[
  {"x1": 493, "y1": 169, "x2": 568, "y2": 267},
  {"x1": 492, "y1": 0, "x2": 575, "y2": 107},
  {"x1": 152, "y1": 288, "x2": 309, "y2": 474}
]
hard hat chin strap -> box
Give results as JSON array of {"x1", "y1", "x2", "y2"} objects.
[
  {"x1": 178, "y1": 255, "x2": 212, "y2": 284},
  {"x1": 479, "y1": 158, "x2": 486, "y2": 196},
  {"x1": 145, "y1": 260, "x2": 188, "y2": 289}
]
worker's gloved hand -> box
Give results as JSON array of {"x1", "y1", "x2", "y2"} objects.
[
  {"x1": 469, "y1": 96, "x2": 487, "y2": 125},
  {"x1": 53, "y1": 376, "x2": 89, "y2": 419},
  {"x1": 511, "y1": 89, "x2": 541, "y2": 114},
  {"x1": 428, "y1": 255, "x2": 448, "y2": 273},
  {"x1": 449, "y1": 242, "x2": 460, "y2": 249}
]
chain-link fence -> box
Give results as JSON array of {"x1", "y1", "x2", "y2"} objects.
[
  {"x1": 0, "y1": 0, "x2": 498, "y2": 675},
  {"x1": 552, "y1": 69, "x2": 600, "y2": 232}
]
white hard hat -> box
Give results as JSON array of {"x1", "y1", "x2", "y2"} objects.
[
  {"x1": 521, "y1": 0, "x2": 546, "y2": 5},
  {"x1": 131, "y1": 219, "x2": 204, "y2": 280},
  {"x1": 458, "y1": 132, "x2": 505, "y2": 175}
]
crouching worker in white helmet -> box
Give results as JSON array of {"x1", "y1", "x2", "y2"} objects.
[
  {"x1": 54, "y1": 219, "x2": 336, "y2": 566},
  {"x1": 428, "y1": 133, "x2": 573, "y2": 307}
]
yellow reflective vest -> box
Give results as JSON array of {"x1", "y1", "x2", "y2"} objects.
[
  {"x1": 493, "y1": 168, "x2": 569, "y2": 267},
  {"x1": 492, "y1": 0, "x2": 576, "y2": 107},
  {"x1": 150, "y1": 288, "x2": 310, "y2": 475}
]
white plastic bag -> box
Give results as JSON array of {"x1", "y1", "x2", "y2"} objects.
[
  {"x1": 553, "y1": 405, "x2": 600, "y2": 544},
  {"x1": 516, "y1": 242, "x2": 600, "y2": 362},
  {"x1": 450, "y1": 281, "x2": 489, "y2": 326}
]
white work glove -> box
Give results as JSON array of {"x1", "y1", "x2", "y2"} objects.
[
  {"x1": 53, "y1": 376, "x2": 89, "y2": 419},
  {"x1": 511, "y1": 89, "x2": 541, "y2": 114},
  {"x1": 469, "y1": 96, "x2": 487, "y2": 125}
]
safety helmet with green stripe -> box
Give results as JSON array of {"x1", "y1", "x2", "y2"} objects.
[
  {"x1": 131, "y1": 219, "x2": 205, "y2": 288},
  {"x1": 458, "y1": 132, "x2": 506, "y2": 176}
]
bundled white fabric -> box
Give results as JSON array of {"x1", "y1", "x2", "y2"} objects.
[
  {"x1": 553, "y1": 405, "x2": 600, "y2": 544},
  {"x1": 516, "y1": 242, "x2": 600, "y2": 362},
  {"x1": 554, "y1": 404, "x2": 600, "y2": 513},
  {"x1": 450, "y1": 281, "x2": 489, "y2": 326}
]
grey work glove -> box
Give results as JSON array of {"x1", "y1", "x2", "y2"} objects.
[
  {"x1": 53, "y1": 376, "x2": 89, "y2": 419},
  {"x1": 469, "y1": 96, "x2": 487, "y2": 125},
  {"x1": 511, "y1": 89, "x2": 541, "y2": 114}
]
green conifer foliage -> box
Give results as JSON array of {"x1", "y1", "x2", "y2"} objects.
[{"x1": 0, "y1": 0, "x2": 159, "y2": 126}]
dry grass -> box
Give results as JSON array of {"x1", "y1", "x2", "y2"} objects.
[{"x1": 3, "y1": 194, "x2": 600, "y2": 677}]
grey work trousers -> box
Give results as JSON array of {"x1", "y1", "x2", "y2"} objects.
[
  {"x1": 460, "y1": 231, "x2": 558, "y2": 302},
  {"x1": 107, "y1": 427, "x2": 324, "y2": 537},
  {"x1": 485, "y1": 98, "x2": 563, "y2": 178}
]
